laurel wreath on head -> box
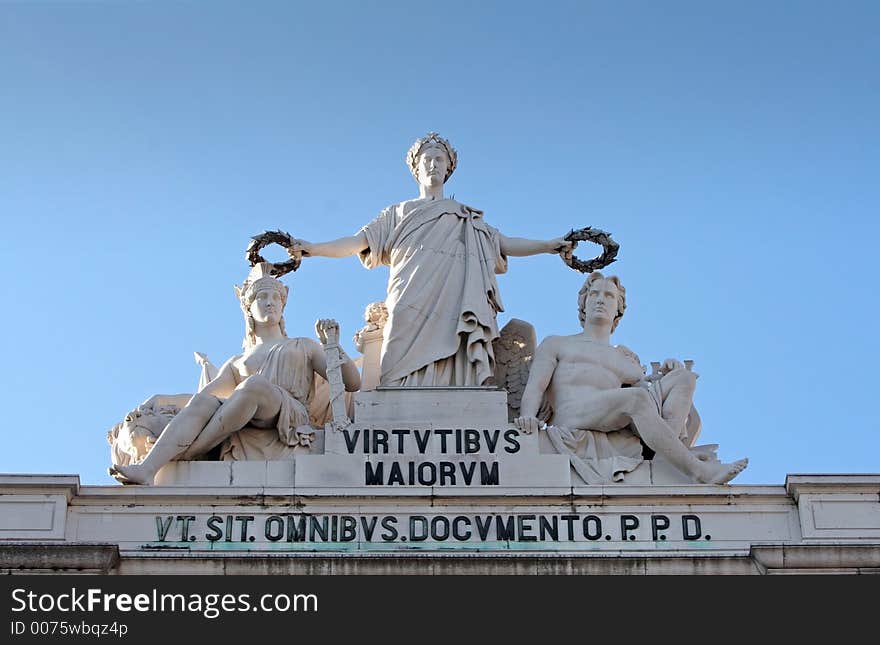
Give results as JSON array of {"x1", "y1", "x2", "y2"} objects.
[
  {"x1": 562, "y1": 227, "x2": 620, "y2": 273},
  {"x1": 245, "y1": 230, "x2": 301, "y2": 277}
]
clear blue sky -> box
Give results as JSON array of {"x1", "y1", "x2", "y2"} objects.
[{"x1": 1, "y1": 1, "x2": 877, "y2": 485}]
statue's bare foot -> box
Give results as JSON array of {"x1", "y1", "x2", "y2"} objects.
[
  {"x1": 697, "y1": 458, "x2": 748, "y2": 484},
  {"x1": 108, "y1": 464, "x2": 155, "y2": 486}
]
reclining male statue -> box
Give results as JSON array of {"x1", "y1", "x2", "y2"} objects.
[{"x1": 514, "y1": 271, "x2": 747, "y2": 485}]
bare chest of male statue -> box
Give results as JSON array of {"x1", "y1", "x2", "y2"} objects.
[{"x1": 549, "y1": 336, "x2": 644, "y2": 395}]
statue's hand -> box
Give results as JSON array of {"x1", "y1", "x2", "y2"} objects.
[
  {"x1": 514, "y1": 416, "x2": 543, "y2": 434},
  {"x1": 316, "y1": 319, "x2": 340, "y2": 346},
  {"x1": 289, "y1": 238, "x2": 312, "y2": 260},
  {"x1": 551, "y1": 237, "x2": 574, "y2": 263},
  {"x1": 661, "y1": 358, "x2": 685, "y2": 374}
]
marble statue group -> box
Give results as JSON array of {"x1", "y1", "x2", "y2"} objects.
[
  {"x1": 290, "y1": 132, "x2": 573, "y2": 387},
  {"x1": 109, "y1": 132, "x2": 747, "y2": 486}
]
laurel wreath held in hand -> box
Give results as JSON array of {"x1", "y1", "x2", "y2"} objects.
[
  {"x1": 562, "y1": 227, "x2": 620, "y2": 273},
  {"x1": 246, "y1": 227, "x2": 619, "y2": 277},
  {"x1": 245, "y1": 230, "x2": 301, "y2": 277}
]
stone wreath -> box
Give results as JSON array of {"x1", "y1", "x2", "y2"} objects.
[
  {"x1": 245, "y1": 227, "x2": 619, "y2": 276},
  {"x1": 245, "y1": 230, "x2": 301, "y2": 277},
  {"x1": 562, "y1": 227, "x2": 620, "y2": 273}
]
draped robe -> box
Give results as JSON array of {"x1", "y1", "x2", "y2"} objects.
[
  {"x1": 220, "y1": 337, "x2": 324, "y2": 460},
  {"x1": 359, "y1": 197, "x2": 508, "y2": 386}
]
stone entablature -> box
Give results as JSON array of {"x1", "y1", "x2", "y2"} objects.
[
  {"x1": 2, "y1": 473, "x2": 878, "y2": 574},
  {"x1": 16, "y1": 133, "x2": 874, "y2": 575}
]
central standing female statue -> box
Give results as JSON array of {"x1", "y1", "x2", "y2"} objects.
[{"x1": 293, "y1": 133, "x2": 573, "y2": 387}]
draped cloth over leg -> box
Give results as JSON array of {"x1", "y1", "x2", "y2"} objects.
[
  {"x1": 358, "y1": 198, "x2": 508, "y2": 387},
  {"x1": 545, "y1": 425, "x2": 644, "y2": 484},
  {"x1": 543, "y1": 382, "x2": 665, "y2": 483},
  {"x1": 219, "y1": 338, "x2": 323, "y2": 461}
]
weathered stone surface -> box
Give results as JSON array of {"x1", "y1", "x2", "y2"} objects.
[
  {"x1": 155, "y1": 460, "x2": 296, "y2": 487},
  {"x1": 1, "y1": 474, "x2": 878, "y2": 574},
  {"x1": 786, "y1": 474, "x2": 880, "y2": 540},
  {"x1": 0, "y1": 543, "x2": 118, "y2": 574},
  {"x1": 352, "y1": 388, "x2": 510, "y2": 426}
]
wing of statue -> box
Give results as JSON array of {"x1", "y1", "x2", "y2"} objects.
[{"x1": 493, "y1": 319, "x2": 550, "y2": 423}]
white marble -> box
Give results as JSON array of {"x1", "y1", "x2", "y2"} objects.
[
  {"x1": 154, "y1": 460, "x2": 296, "y2": 487},
  {"x1": 324, "y1": 421, "x2": 539, "y2": 457},
  {"x1": 518, "y1": 272, "x2": 748, "y2": 485},
  {"x1": 293, "y1": 453, "x2": 571, "y2": 488},
  {"x1": 353, "y1": 387, "x2": 509, "y2": 425},
  {"x1": 353, "y1": 302, "x2": 387, "y2": 391},
  {"x1": 109, "y1": 263, "x2": 360, "y2": 485},
  {"x1": 787, "y1": 474, "x2": 880, "y2": 540},
  {"x1": 3, "y1": 474, "x2": 879, "y2": 574},
  {"x1": 290, "y1": 133, "x2": 573, "y2": 387}
]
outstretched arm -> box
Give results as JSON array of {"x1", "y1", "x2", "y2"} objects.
[
  {"x1": 515, "y1": 339, "x2": 558, "y2": 433},
  {"x1": 294, "y1": 232, "x2": 369, "y2": 259},
  {"x1": 499, "y1": 234, "x2": 574, "y2": 262}
]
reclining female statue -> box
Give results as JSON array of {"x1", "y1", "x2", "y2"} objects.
[{"x1": 109, "y1": 262, "x2": 361, "y2": 485}]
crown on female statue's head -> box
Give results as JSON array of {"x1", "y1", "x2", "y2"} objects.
[
  {"x1": 407, "y1": 132, "x2": 458, "y2": 182},
  {"x1": 234, "y1": 262, "x2": 289, "y2": 310}
]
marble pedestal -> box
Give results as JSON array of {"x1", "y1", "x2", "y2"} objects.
[{"x1": 3, "y1": 389, "x2": 878, "y2": 574}]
